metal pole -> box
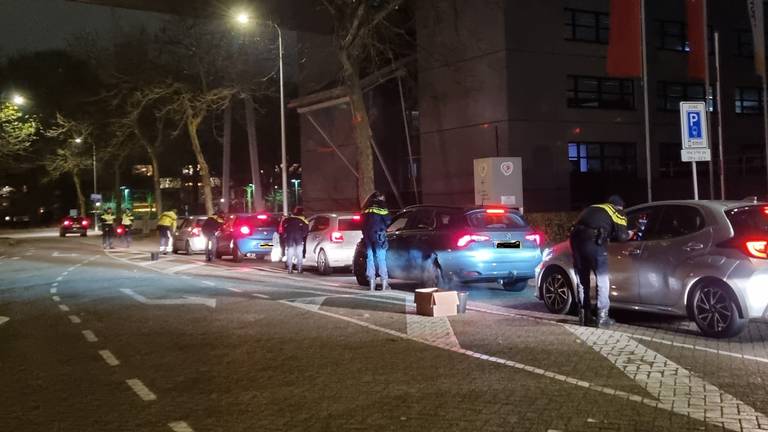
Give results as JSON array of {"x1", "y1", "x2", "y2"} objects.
[
  {"x1": 222, "y1": 102, "x2": 232, "y2": 212},
  {"x1": 397, "y1": 76, "x2": 419, "y2": 204},
  {"x1": 92, "y1": 140, "x2": 97, "y2": 196},
  {"x1": 641, "y1": 0, "x2": 653, "y2": 203},
  {"x1": 275, "y1": 23, "x2": 289, "y2": 216},
  {"x1": 763, "y1": 71, "x2": 768, "y2": 195},
  {"x1": 714, "y1": 32, "x2": 726, "y2": 199},
  {"x1": 703, "y1": 0, "x2": 715, "y2": 199},
  {"x1": 692, "y1": 161, "x2": 699, "y2": 200}
]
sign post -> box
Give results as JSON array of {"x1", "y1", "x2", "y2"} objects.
[{"x1": 679, "y1": 102, "x2": 711, "y2": 200}]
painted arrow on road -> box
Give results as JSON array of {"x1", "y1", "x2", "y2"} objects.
[
  {"x1": 0, "y1": 316, "x2": 9, "y2": 326},
  {"x1": 52, "y1": 251, "x2": 79, "y2": 257},
  {"x1": 119, "y1": 289, "x2": 216, "y2": 308}
]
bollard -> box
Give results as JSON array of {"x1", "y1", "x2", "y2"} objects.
[
  {"x1": 457, "y1": 291, "x2": 469, "y2": 314},
  {"x1": 150, "y1": 252, "x2": 159, "y2": 261}
]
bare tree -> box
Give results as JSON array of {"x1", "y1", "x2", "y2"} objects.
[{"x1": 45, "y1": 114, "x2": 92, "y2": 215}]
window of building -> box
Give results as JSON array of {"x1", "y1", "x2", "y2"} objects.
[
  {"x1": 737, "y1": 30, "x2": 754, "y2": 57},
  {"x1": 564, "y1": 8, "x2": 609, "y2": 43},
  {"x1": 568, "y1": 142, "x2": 637, "y2": 174},
  {"x1": 659, "y1": 142, "x2": 688, "y2": 178},
  {"x1": 735, "y1": 87, "x2": 763, "y2": 114},
  {"x1": 658, "y1": 20, "x2": 687, "y2": 51},
  {"x1": 657, "y1": 81, "x2": 706, "y2": 111},
  {"x1": 567, "y1": 75, "x2": 635, "y2": 110}
]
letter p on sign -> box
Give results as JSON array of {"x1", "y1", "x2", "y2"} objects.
[{"x1": 687, "y1": 111, "x2": 702, "y2": 139}]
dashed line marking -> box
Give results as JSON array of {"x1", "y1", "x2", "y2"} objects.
[
  {"x1": 55, "y1": 277, "x2": 63, "y2": 281},
  {"x1": 126, "y1": 379, "x2": 157, "y2": 401},
  {"x1": 67, "y1": 267, "x2": 75, "y2": 271},
  {"x1": 50, "y1": 288, "x2": 57, "y2": 294},
  {"x1": 68, "y1": 315, "x2": 81, "y2": 324},
  {"x1": 58, "y1": 305, "x2": 70, "y2": 312},
  {"x1": 24, "y1": 252, "x2": 33, "y2": 256},
  {"x1": 82, "y1": 330, "x2": 98, "y2": 342},
  {"x1": 62, "y1": 272, "x2": 68, "y2": 276},
  {"x1": 168, "y1": 421, "x2": 194, "y2": 432},
  {"x1": 201, "y1": 281, "x2": 215, "y2": 286},
  {"x1": 252, "y1": 293, "x2": 270, "y2": 299},
  {"x1": 225, "y1": 287, "x2": 243, "y2": 293},
  {"x1": 98, "y1": 350, "x2": 120, "y2": 366},
  {"x1": 52, "y1": 296, "x2": 60, "y2": 302},
  {"x1": 52, "y1": 282, "x2": 59, "y2": 287},
  {"x1": 10, "y1": 257, "x2": 20, "y2": 260}
]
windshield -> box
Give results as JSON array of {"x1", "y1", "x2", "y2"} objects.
[
  {"x1": 465, "y1": 211, "x2": 527, "y2": 229},
  {"x1": 726, "y1": 206, "x2": 768, "y2": 237}
]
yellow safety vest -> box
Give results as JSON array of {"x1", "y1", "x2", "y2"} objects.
[
  {"x1": 101, "y1": 213, "x2": 116, "y2": 225},
  {"x1": 158, "y1": 211, "x2": 177, "y2": 231},
  {"x1": 122, "y1": 212, "x2": 134, "y2": 226},
  {"x1": 592, "y1": 204, "x2": 627, "y2": 226}
]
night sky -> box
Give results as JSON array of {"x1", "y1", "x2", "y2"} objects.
[{"x1": 0, "y1": 0, "x2": 167, "y2": 54}]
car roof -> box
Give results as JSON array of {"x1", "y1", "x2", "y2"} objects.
[
  {"x1": 627, "y1": 200, "x2": 768, "y2": 212},
  {"x1": 401, "y1": 204, "x2": 522, "y2": 214},
  {"x1": 310, "y1": 212, "x2": 359, "y2": 218}
]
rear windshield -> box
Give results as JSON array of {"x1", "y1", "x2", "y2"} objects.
[
  {"x1": 466, "y1": 211, "x2": 527, "y2": 229},
  {"x1": 726, "y1": 206, "x2": 768, "y2": 237},
  {"x1": 338, "y1": 217, "x2": 362, "y2": 231},
  {"x1": 237, "y1": 215, "x2": 279, "y2": 228}
]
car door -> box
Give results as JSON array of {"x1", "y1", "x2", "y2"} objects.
[
  {"x1": 637, "y1": 204, "x2": 712, "y2": 306},
  {"x1": 306, "y1": 216, "x2": 330, "y2": 264},
  {"x1": 403, "y1": 209, "x2": 437, "y2": 277},
  {"x1": 216, "y1": 217, "x2": 234, "y2": 254},
  {"x1": 385, "y1": 211, "x2": 413, "y2": 279}
]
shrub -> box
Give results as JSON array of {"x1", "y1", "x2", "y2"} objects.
[{"x1": 525, "y1": 211, "x2": 579, "y2": 246}]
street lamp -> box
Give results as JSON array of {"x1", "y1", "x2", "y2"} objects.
[
  {"x1": 11, "y1": 94, "x2": 25, "y2": 106},
  {"x1": 232, "y1": 10, "x2": 288, "y2": 216}
]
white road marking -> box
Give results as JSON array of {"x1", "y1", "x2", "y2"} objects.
[
  {"x1": 126, "y1": 379, "x2": 157, "y2": 401},
  {"x1": 50, "y1": 288, "x2": 57, "y2": 294},
  {"x1": 62, "y1": 272, "x2": 68, "y2": 276},
  {"x1": 226, "y1": 287, "x2": 243, "y2": 293},
  {"x1": 82, "y1": 330, "x2": 98, "y2": 342},
  {"x1": 55, "y1": 277, "x2": 62, "y2": 281},
  {"x1": 52, "y1": 251, "x2": 78, "y2": 257},
  {"x1": 51, "y1": 282, "x2": 58, "y2": 287},
  {"x1": 24, "y1": 252, "x2": 32, "y2": 256},
  {"x1": 68, "y1": 315, "x2": 81, "y2": 324},
  {"x1": 251, "y1": 293, "x2": 270, "y2": 299},
  {"x1": 52, "y1": 296, "x2": 60, "y2": 302},
  {"x1": 165, "y1": 263, "x2": 204, "y2": 274},
  {"x1": 98, "y1": 350, "x2": 120, "y2": 366},
  {"x1": 168, "y1": 421, "x2": 194, "y2": 432},
  {"x1": 10, "y1": 257, "x2": 20, "y2": 260},
  {"x1": 67, "y1": 267, "x2": 75, "y2": 271},
  {"x1": 201, "y1": 281, "x2": 215, "y2": 286},
  {"x1": 58, "y1": 305, "x2": 70, "y2": 312},
  {"x1": 119, "y1": 288, "x2": 216, "y2": 308},
  {"x1": 0, "y1": 256, "x2": 6, "y2": 259},
  {"x1": 0, "y1": 316, "x2": 9, "y2": 326}
]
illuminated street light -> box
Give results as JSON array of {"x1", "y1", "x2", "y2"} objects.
[
  {"x1": 75, "y1": 137, "x2": 83, "y2": 144},
  {"x1": 234, "y1": 11, "x2": 251, "y2": 25},
  {"x1": 11, "y1": 94, "x2": 25, "y2": 106}
]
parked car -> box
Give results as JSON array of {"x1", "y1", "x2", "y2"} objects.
[
  {"x1": 353, "y1": 205, "x2": 543, "y2": 290},
  {"x1": 215, "y1": 213, "x2": 280, "y2": 262},
  {"x1": 536, "y1": 200, "x2": 768, "y2": 338},
  {"x1": 172, "y1": 215, "x2": 208, "y2": 255},
  {"x1": 303, "y1": 213, "x2": 364, "y2": 274},
  {"x1": 59, "y1": 216, "x2": 90, "y2": 237}
]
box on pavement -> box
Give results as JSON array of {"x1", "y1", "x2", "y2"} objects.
[{"x1": 415, "y1": 288, "x2": 459, "y2": 317}]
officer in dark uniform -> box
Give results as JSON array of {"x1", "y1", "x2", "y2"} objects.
[
  {"x1": 570, "y1": 195, "x2": 631, "y2": 328},
  {"x1": 361, "y1": 191, "x2": 392, "y2": 291},
  {"x1": 201, "y1": 211, "x2": 225, "y2": 262},
  {"x1": 100, "y1": 207, "x2": 117, "y2": 249}
]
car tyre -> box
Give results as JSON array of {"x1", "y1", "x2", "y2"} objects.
[
  {"x1": 540, "y1": 268, "x2": 574, "y2": 315},
  {"x1": 232, "y1": 244, "x2": 244, "y2": 263},
  {"x1": 502, "y1": 280, "x2": 529, "y2": 292},
  {"x1": 317, "y1": 249, "x2": 332, "y2": 275},
  {"x1": 59, "y1": 230, "x2": 65, "y2": 237},
  {"x1": 353, "y1": 244, "x2": 369, "y2": 286},
  {"x1": 80, "y1": 232, "x2": 87, "y2": 237},
  {"x1": 691, "y1": 282, "x2": 747, "y2": 338}
]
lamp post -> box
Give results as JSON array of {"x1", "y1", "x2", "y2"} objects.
[
  {"x1": 11, "y1": 94, "x2": 25, "y2": 106},
  {"x1": 233, "y1": 11, "x2": 288, "y2": 216}
]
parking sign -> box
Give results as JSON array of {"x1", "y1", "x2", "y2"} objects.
[{"x1": 679, "y1": 101, "x2": 709, "y2": 151}]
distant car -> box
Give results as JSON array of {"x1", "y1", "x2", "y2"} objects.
[
  {"x1": 536, "y1": 200, "x2": 768, "y2": 338},
  {"x1": 303, "y1": 213, "x2": 364, "y2": 274},
  {"x1": 172, "y1": 215, "x2": 208, "y2": 255},
  {"x1": 59, "y1": 216, "x2": 90, "y2": 237},
  {"x1": 353, "y1": 205, "x2": 543, "y2": 290},
  {"x1": 215, "y1": 213, "x2": 280, "y2": 262}
]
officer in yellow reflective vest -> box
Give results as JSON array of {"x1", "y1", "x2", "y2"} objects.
[
  {"x1": 361, "y1": 192, "x2": 392, "y2": 291},
  {"x1": 157, "y1": 209, "x2": 177, "y2": 255},
  {"x1": 569, "y1": 195, "x2": 631, "y2": 328},
  {"x1": 121, "y1": 208, "x2": 135, "y2": 248},
  {"x1": 100, "y1": 207, "x2": 117, "y2": 249}
]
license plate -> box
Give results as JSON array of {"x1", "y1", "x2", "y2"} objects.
[
  {"x1": 496, "y1": 241, "x2": 521, "y2": 249},
  {"x1": 259, "y1": 243, "x2": 273, "y2": 248},
  {"x1": 73, "y1": 224, "x2": 81, "y2": 228}
]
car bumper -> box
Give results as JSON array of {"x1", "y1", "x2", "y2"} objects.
[
  {"x1": 729, "y1": 266, "x2": 768, "y2": 319},
  {"x1": 62, "y1": 228, "x2": 87, "y2": 234},
  {"x1": 235, "y1": 238, "x2": 274, "y2": 256},
  {"x1": 442, "y1": 249, "x2": 542, "y2": 283}
]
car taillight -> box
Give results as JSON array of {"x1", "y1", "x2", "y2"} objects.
[
  {"x1": 352, "y1": 214, "x2": 361, "y2": 221},
  {"x1": 486, "y1": 208, "x2": 506, "y2": 214},
  {"x1": 191, "y1": 227, "x2": 202, "y2": 236},
  {"x1": 746, "y1": 240, "x2": 768, "y2": 259},
  {"x1": 239, "y1": 225, "x2": 251, "y2": 236},
  {"x1": 82, "y1": 220, "x2": 89, "y2": 227},
  {"x1": 116, "y1": 226, "x2": 125, "y2": 235},
  {"x1": 331, "y1": 231, "x2": 344, "y2": 242},
  {"x1": 257, "y1": 214, "x2": 269, "y2": 220},
  {"x1": 457, "y1": 234, "x2": 491, "y2": 248},
  {"x1": 525, "y1": 233, "x2": 542, "y2": 247},
  {"x1": 63, "y1": 220, "x2": 72, "y2": 226}
]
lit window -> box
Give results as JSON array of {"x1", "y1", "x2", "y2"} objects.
[
  {"x1": 568, "y1": 142, "x2": 637, "y2": 174},
  {"x1": 567, "y1": 75, "x2": 634, "y2": 110}
]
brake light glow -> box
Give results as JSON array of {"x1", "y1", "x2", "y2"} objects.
[
  {"x1": 239, "y1": 225, "x2": 251, "y2": 235},
  {"x1": 486, "y1": 208, "x2": 506, "y2": 214},
  {"x1": 191, "y1": 227, "x2": 202, "y2": 236},
  {"x1": 257, "y1": 214, "x2": 269, "y2": 220},
  {"x1": 116, "y1": 226, "x2": 125, "y2": 235},
  {"x1": 763, "y1": 207, "x2": 768, "y2": 215},
  {"x1": 63, "y1": 220, "x2": 72, "y2": 226},
  {"x1": 746, "y1": 240, "x2": 768, "y2": 259},
  {"x1": 525, "y1": 233, "x2": 542, "y2": 247},
  {"x1": 331, "y1": 231, "x2": 344, "y2": 242},
  {"x1": 82, "y1": 220, "x2": 89, "y2": 227},
  {"x1": 352, "y1": 214, "x2": 361, "y2": 221},
  {"x1": 457, "y1": 234, "x2": 491, "y2": 248}
]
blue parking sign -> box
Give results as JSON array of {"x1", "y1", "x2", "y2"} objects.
[{"x1": 687, "y1": 111, "x2": 702, "y2": 140}]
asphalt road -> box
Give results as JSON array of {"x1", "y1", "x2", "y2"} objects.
[{"x1": 3, "y1": 231, "x2": 768, "y2": 431}]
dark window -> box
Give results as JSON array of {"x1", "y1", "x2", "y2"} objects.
[
  {"x1": 659, "y1": 142, "x2": 689, "y2": 178},
  {"x1": 651, "y1": 205, "x2": 706, "y2": 240},
  {"x1": 564, "y1": 8, "x2": 609, "y2": 43},
  {"x1": 627, "y1": 206, "x2": 664, "y2": 241},
  {"x1": 337, "y1": 217, "x2": 362, "y2": 232},
  {"x1": 659, "y1": 20, "x2": 687, "y2": 51},
  {"x1": 737, "y1": 30, "x2": 755, "y2": 57},
  {"x1": 465, "y1": 211, "x2": 527, "y2": 230},
  {"x1": 568, "y1": 142, "x2": 637, "y2": 174},
  {"x1": 387, "y1": 211, "x2": 411, "y2": 233},
  {"x1": 726, "y1": 205, "x2": 768, "y2": 237},
  {"x1": 735, "y1": 87, "x2": 763, "y2": 114},
  {"x1": 435, "y1": 210, "x2": 465, "y2": 231},
  {"x1": 238, "y1": 215, "x2": 279, "y2": 229},
  {"x1": 657, "y1": 81, "x2": 708, "y2": 111},
  {"x1": 406, "y1": 209, "x2": 435, "y2": 230},
  {"x1": 567, "y1": 75, "x2": 634, "y2": 110},
  {"x1": 309, "y1": 216, "x2": 330, "y2": 232}
]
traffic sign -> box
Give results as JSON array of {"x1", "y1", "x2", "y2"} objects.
[
  {"x1": 681, "y1": 148, "x2": 712, "y2": 162},
  {"x1": 679, "y1": 101, "x2": 710, "y2": 150},
  {"x1": 90, "y1": 193, "x2": 102, "y2": 202}
]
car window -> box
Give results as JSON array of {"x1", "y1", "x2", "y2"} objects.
[
  {"x1": 652, "y1": 205, "x2": 706, "y2": 240},
  {"x1": 626, "y1": 206, "x2": 663, "y2": 241},
  {"x1": 466, "y1": 210, "x2": 527, "y2": 229},
  {"x1": 435, "y1": 210, "x2": 465, "y2": 231},
  {"x1": 405, "y1": 209, "x2": 435, "y2": 230},
  {"x1": 178, "y1": 218, "x2": 190, "y2": 230},
  {"x1": 387, "y1": 211, "x2": 412, "y2": 233},
  {"x1": 726, "y1": 205, "x2": 768, "y2": 237},
  {"x1": 238, "y1": 215, "x2": 280, "y2": 229},
  {"x1": 338, "y1": 217, "x2": 362, "y2": 231},
  {"x1": 310, "y1": 216, "x2": 330, "y2": 232}
]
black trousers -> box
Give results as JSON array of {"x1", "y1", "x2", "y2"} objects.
[{"x1": 569, "y1": 231, "x2": 610, "y2": 313}]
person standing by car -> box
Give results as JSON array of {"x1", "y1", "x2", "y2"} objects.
[
  {"x1": 361, "y1": 191, "x2": 392, "y2": 291},
  {"x1": 283, "y1": 207, "x2": 309, "y2": 273},
  {"x1": 202, "y1": 211, "x2": 225, "y2": 262},
  {"x1": 100, "y1": 207, "x2": 116, "y2": 249},
  {"x1": 157, "y1": 208, "x2": 178, "y2": 255},
  {"x1": 121, "y1": 207, "x2": 135, "y2": 248},
  {"x1": 569, "y1": 195, "x2": 631, "y2": 328}
]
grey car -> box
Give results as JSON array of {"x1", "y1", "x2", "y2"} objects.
[{"x1": 536, "y1": 200, "x2": 768, "y2": 338}]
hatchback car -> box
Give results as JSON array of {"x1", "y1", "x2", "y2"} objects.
[
  {"x1": 214, "y1": 213, "x2": 280, "y2": 262},
  {"x1": 60, "y1": 216, "x2": 90, "y2": 237},
  {"x1": 353, "y1": 205, "x2": 543, "y2": 290},
  {"x1": 172, "y1": 216, "x2": 208, "y2": 255},
  {"x1": 303, "y1": 213, "x2": 364, "y2": 274},
  {"x1": 536, "y1": 200, "x2": 768, "y2": 338}
]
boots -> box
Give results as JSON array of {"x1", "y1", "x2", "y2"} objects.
[
  {"x1": 579, "y1": 308, "x2": 594, "y2": 327},
  {"x1": 382, "y1": 279, "x2": 391, "y2": 291},
  {"x1": 597, "y1": 310, "x2": 616, "y2": 328},
  {"x1": 369, "y1": 278, "x2": 376, "y2": 291}
]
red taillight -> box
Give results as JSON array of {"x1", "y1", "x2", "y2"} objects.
[
  {"x1": 63, "y1": 220, "x2": 72, "y2": 226},
  {"x1": 456, "y1": 234, "x2": 491, "y2": 248},
  {"x1": 331, "y1": 231, "x2": 344, "y2": 243},
  {"x1": 352, "y1": 214, "x2": 361, "y2": 221},
  {"x1": 257, "y1": 214, "x2": 269, "y2": 220},
  {"x1": 746, "y1": 240, "x2": 768, "y2": 259},
  {"x1": 82, "y1": 220, "x2": 89, "y2": 227},
  {"x1": 763, "y1": 207, "x2": 768, "y2": 216},
  {"x1": 116, "y1": 226, "x2": 125, "y2": 234},
  {"x1": 239, "y1": 225, "x2": 251, "y2": 235},
  {"x1": 525, "y1": 233, "x2": 542, "y2": 247},
  {"x1": 486, "y1": 208, "x2": 506, "y2": 215},
  {"x1": 191, "y1": 227, "x2": 202, "y2": 236}
]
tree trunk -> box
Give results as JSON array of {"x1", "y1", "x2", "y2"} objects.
[
  {"x1": 187, "y1": 116, "x2": 214, "y2": 215},
  {"x1": 340, "y1": 50, "x2": 375, "y2": 206},
  {"x1": 147, "y1": 150, "x2": 163, "y2": 215},
  {"x1": 244, "y1": 96, "x2": 265, "y2": 211},
  {"x1": 72, "y1": 170, "x2": 86, "y2": 216}
]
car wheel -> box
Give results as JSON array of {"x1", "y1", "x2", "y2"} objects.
[
  {"x1": 59, "y1": 231, "x2": 65, "y2": 237},
  {"x1": 541, "y1": 268, "x2": 574, "y2": 314},
  {"x1": 232, "y1": 244, "x2": 244, "y2": 263},
  {"x1": 691, "y1": 282, "x2": 747, "y2": 338},
  {"x1": 502, "y1": 280, "x2": 529, "y2": 292},
  {"x1": 317, "y1": 249, "x2": 332, "y2": 275},
  {"x1": 185, "y1": 241, "x2": 192, "y2": 255},
  {"x1": 80, "y1": 232, "x2": 87, "y2": 237},
  {"x1": 353, "y1": 245, "x2": 369, "y2": 286}
]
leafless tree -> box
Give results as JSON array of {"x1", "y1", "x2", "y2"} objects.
[{"x1": 45, "y1": 114, "x2": 93, "y2": 215}]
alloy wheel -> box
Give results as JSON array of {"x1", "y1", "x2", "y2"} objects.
[
  {"x1": 694, "y1": 286, "x2": 733, "y2": 333},
  {"x1": 543, "y1": 271, "x2": 570, "y2": 314}
]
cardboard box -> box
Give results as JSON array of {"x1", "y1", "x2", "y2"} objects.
[{"x1": 415, "y1": 288, "x2": 459, "y2": 317}]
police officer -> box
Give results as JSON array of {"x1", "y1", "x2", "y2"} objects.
[
  {"x1": 157, "y1": 208, "x2": 178, "y2": 255},
  {"x1": 282, "y1": 207, "x2": 309, "y2": 274},
  {"x1": 100, "y1": 207, "x2": 116, "y2": 249},
  {"x1": 570, "y1": 195, "x2": 631, "y2": 328},
  {"x1": 361, "y1": 191, "x2": 392, "y2": 291},
  {"x1": 201, "y1": 211, "x2": 225, "y2": 262},
  {"x1": 121, "y1": 207, "x2": 135, "y2": 248}
]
